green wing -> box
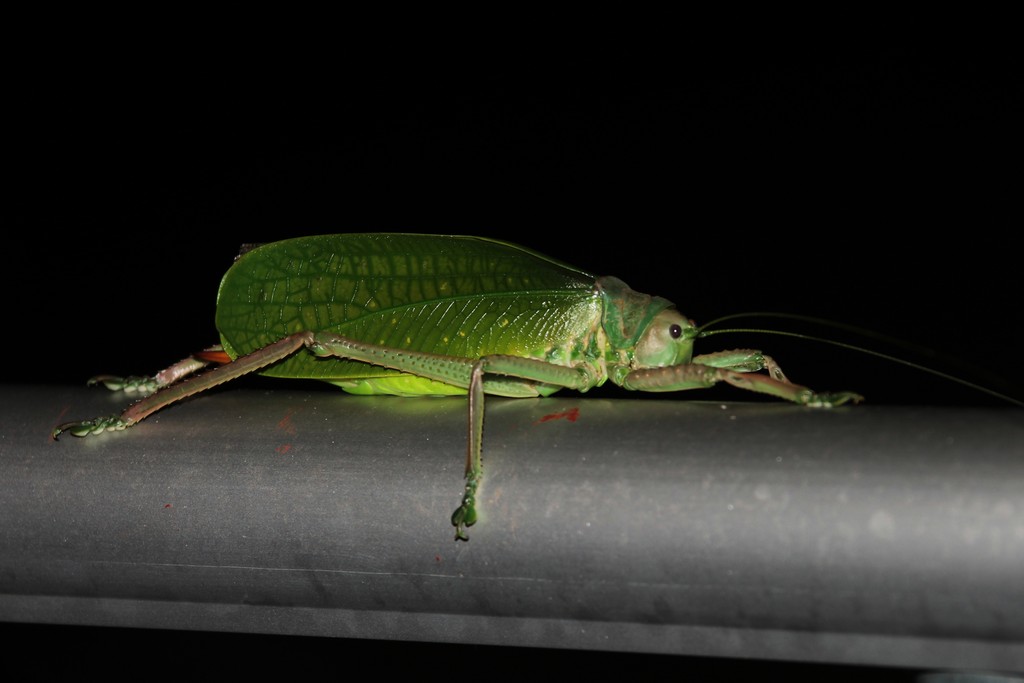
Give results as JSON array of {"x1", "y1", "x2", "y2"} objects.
[{"x1": 215, "y1": 234, "x2": 602, "y2": 392}]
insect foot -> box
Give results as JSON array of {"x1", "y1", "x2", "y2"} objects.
[
  {"x1": 52, "y1": 415, "x2": 132, "y2": 440},
  {"x1": 450, "y1": 476, "x2": 480, "y2": 541},
  {"x1": 799, "y1": 391, "x2": 864, "y2": 408},
  {"x1": 87, "y1": 375, "x2": 159, "y2": 395}
]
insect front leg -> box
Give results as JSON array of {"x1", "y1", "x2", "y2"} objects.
[
  {"x1": 692, "y1": 349, "x2": 792, "y2": 383},
  {"x1": 622, "y1": 357, "x2": 862, "y2": 407}
]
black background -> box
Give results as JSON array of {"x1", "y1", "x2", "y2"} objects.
[
  {"x1": 8, "y1": 47, "x2": 1022, "y2": 406},
  {"x1": 5, "y1": 46, "x2": 1021, "y2": 678}
]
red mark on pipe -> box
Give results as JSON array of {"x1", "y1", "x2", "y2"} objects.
[
  {"x1": 276, "y1": 409, "x2": 299, "y2": 452},
  {"x1": 537, "y1": 407, "x2": 580, "y2": 423},
  {"x1": 277, "y1": 409, "x2": 299, "y2": 436},
  {"x1": 164, "y1": 503, "x2": 173, "y2": 509}
]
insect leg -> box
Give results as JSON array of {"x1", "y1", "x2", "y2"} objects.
[
  {"x1": 693, "y1": 349, "x2": 792, "y2": 383},
  {"x1": 311, "y1": 333, "x2": 596, "y2": 540},
  {"x1": 622, "y1": 362, "x2": 862, "y2": 407},
  {"x1": 87, "y1": 345, "x2": 227, "y2": 395},
  {"x1": 53, "y1": 333, "x2": 314, "y2": 438},
  {"x1": 454, "y1": 355, "x2": 595, "y2": 540}
]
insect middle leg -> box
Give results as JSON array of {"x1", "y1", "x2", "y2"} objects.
[{"x1": 310, "y1": 334, "x2": 596, "y2": 540}]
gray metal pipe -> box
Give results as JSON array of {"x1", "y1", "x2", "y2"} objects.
[{"x1": 2, "y1": 384, "x2": 1023, "y2": 672}]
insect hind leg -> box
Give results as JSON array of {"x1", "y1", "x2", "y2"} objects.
[
  {"x1": 87, "y1": 345, "x2": 229, "y2": 395},
  {"x1": 53, "y1": 335, "x2": 314, "y2": 439}
]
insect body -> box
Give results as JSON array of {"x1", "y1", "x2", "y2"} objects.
[{"x1": 53, "y1": 234, "x2": 861, "y2": 540}]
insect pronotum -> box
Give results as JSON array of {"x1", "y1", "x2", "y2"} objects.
[{"x1": 53, "y1": 234, "x2": 862, "y2": 540}]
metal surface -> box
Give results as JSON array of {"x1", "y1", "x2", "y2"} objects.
[{"x1": 2, "y1": 383, "x2": 1023, "y2": 671}]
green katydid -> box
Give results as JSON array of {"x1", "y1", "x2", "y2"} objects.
[{"x1": 52, "y1": 233, "x2": 862, "y2": 540}]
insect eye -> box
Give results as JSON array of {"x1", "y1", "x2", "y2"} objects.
[{"x1": 669, "y1": 323, "x2": 683, "y2": 339}]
